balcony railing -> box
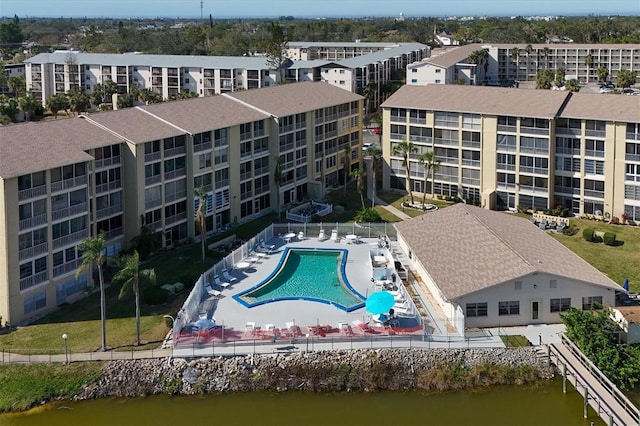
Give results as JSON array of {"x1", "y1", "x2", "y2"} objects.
[
  {"x1": 19, "y1": 242, "x2": 49, "y2": 261},
  {"x1": 51, "y1": 175, "x2": 87, "y2": 193},
  {"x1": 96, "y1": 204, "x2": 122, "y2": 220},
  {"x1": 555, "y1": 147, "x2": 581, "y2": 155},
  {"x1": 555, "y1": 128, "x2": 581, "y2": 137},
  {"x1": 164, "y1": 146, "x2": 185, "y2": 157},
  {"x1": 145, "y1": 198, "x2": 162, "y2": 210},
  {"x1": 409, "y1": 117, "x2": 427, "y2": 125},
  {"x1": 165, "y1": 189, "x2": 187, "y2": 203},
  {"x1": 53, "y1": 259, "x2": 82, "y2": 278},
  {"x1": 497, "y1": 163, "x2": 516, "y2": 171},
  {"x1": 194, "y1": 141, "x2": 212, "y2": 152},
  {"x1": 145, "y1": 175, "x2": 162, "y2": 186},
  {"x1": 554, "y1": 185, "x2": 580, "y2": 195},
  {"x1": 497, "y1": 125, "x2": 517, "y2": 133},
  {"x1": 53, "y1": 229, "x2": 88, "y2": 249},
  {"x1": 584, "y1": 150, "x2": 605, "y2": 158},
  {"x1": 20, "y1": 271, "x2": 49, "y2": 291},
  {"x1": 95, "y1": 180, "x2": 121, "y2": 194},
  {"x1": 145, "y1": 152, "x2": 162, "y2": 162},
  {"x1": 240, "y1": 171, "x2": 253, "y2": 181},
  {"x1": 19, "y1": 214, "x2": 47, "y2": 231},
  {"x1": 165, "y1": 212, "x2": 187, "y2": 225},
  {"x1": 584, "y1": 189, "x2": 605, "y2": 198},
  {"x1": 520, "y1": 127, "x2": 549, "y2": 136},
  {"x1": 519, "y1": 166, "x2": 548, "y2": 175},
  {"x1": 254, "y1": 166, "x2": 269, "y2": 176},
  {"x1": 585, "y1": 129, "x2": 606, "y2": 138},
  {"x1": 215, "y1": 179, "x2": 229, "y2": 188},
  {"x1": 104, "y1": 227, "x2": 124, "y2": 240},
  {"x1": 94, "y1": 156, "x2": 121, "y2": 169},
  {"x1": 625, "y1": 153, "x2": 640, "y2": 162},
  {"x1": 52, "y1": 202, "x2": 87, "y2": 221},
  {"x1": 434, "y1": 139, "x2": 458, "y2": 147},
  {"x1": 18, "y1": 185, "x2": 47, "y2": 201}
]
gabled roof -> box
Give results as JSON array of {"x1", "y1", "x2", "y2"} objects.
[
  {"x1": 0, "y1": 119, "x2": 122, "y2": 179},
  {"x1": 381, "y1": 84, "x2": 570, "y2": 119},
  {"x1": 415, "y1": 44, "x2": 482, "y2": 68},
  {"x1": 559, "y1": 92, "x2": 640, "y2": 124},
  {"x1": 225, "y1": 81, "x2": 362, "y2": 118},
  {"x1": 394, "y1": 204, "x2": 619, "y2": 300}
]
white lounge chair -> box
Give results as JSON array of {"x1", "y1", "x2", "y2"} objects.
[
  {"x1": 222, "y1": 269, "x2": 237, "y2": 283},
  {"x1": 297, "y1": 231, "x2": 304, "y2": 240},
  {"x1": 214, "y1": 276, "x2": 231, "y2": 290},
  {"x1": 329, "y1": 229, "x2": 339, "y2": 242},
  {"x1": 317, "y1": 229, "x2": 327, "y2": 241},
  {"x1": 205, "y1": 285, "x2": 221, "y2": 298}
]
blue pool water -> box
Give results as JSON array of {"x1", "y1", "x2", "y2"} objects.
[{"x1": 234, "y1": 248, "x2": 365, "y2": 312}]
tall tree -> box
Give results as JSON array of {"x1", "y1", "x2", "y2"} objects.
[
  {"x1": 596, "y1": 66, "x2": 609, "y2": 83},
  {"x1": 76, "y1": 232, "x2": 108, "y2": 352},
  {"x1": 68, "y1": 88, "x2": 89, "y2": 115},
  {"x1": 509, "y1": 47, "x2": 520, "y2": 81},
  {"x1": 349, "y1": 168, "x2": 366, "y2": 210},
  {"x1": 273, "y1": 155, "x2": 284, "y2": 219},
  {"x1": 542, "y1": 47, "x2": 550, "y2": 69},
  {"x1": 113, "y1": 250, "x2": 155, "y2": 346},
  {"x1": 17, "y1": 93, "x2": 39, "y2": 122},
  {"x1": 366, "y1": 146, "x2": 382, "y2": 208},
  {"x1": 418, "y1": 151, "x2": 440, "y2": 205},
  {"x1": 45, "y1": 93, "x2": 69, "y2": 119},
  {"x1": 615, "y1": 70, "x2": 637, "y2": 88},
  {"x1": 342, "y1": 146, "x2": 351, "y2": 194},
  {"x1": 194, "y1": 186, "x2": 208, "y2": 262},
  {"x1": 392, "y1": 141, "x2": 418, "y2": 205},
  {"x1": 584, "y1": 54, "x2": 593, "y2": 83},
  {"x1": 264, "y1": 22, "x2": 289, "y2": 84}
]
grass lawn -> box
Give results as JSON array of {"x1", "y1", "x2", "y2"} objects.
[
  {"x1": 377, "y1": 191, "x2": 453, "y2": 218},
  {"x1": 500, "y1": 335, "x2": 531, "y2": 347},
  {"x1": 549, "y1": 218, "x2": 640, "y2": 292}
]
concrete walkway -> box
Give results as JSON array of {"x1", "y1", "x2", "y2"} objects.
[{"x1": 364, "y1": 157, "x2": 411, "y2": 220}]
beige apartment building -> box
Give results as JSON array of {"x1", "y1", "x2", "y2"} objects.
[
  {"x1": 380, "y1": 84, "x2": 640, "y2": 220},
  {"x1": 0, "y1": 82, "x2": 363, "y2": 325}
]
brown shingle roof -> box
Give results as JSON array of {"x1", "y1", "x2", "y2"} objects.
[
  {"x1": 139, "y1": 95, "x2": 270, "y2": 134},
  {"x1": 422, "y1": 44, "x2": 482, "y2": 68},
  {"x1": 0, "y1": 119, "x2": 122, "y2": 179},
  {"x1": 559, "y1": 92, "x2": 640, "y2": 124},
  {"x1": 381, "y1": 84, "x2": 570, "y2": 119},
  {"x1": 82, "y1": 108, "x2": 184, "y2": 143},
  {"x1": 225, "y1": 81, "x2": 362, "y2": 117},
  {"x1": 394, "y1": 204, "x2": 619, "y2": 300}
]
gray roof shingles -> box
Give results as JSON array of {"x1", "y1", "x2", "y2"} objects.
[{"x1": 394, "y1": 204, "x2": 619, "y2": 300}]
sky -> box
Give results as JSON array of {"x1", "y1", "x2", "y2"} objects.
[{"x1": 1, "y1": 0, "x2": 639, "y2": 19}]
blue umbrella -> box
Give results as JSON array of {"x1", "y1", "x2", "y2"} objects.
[
  {"x1": 365, "y1": 291, "x2": 395, "y2": 315},
  {"x1": 623, "y1": 278, "x2": 629, "y2": 291}
]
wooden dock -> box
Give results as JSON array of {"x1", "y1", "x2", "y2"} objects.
[{"x1": 548, "y1": 335, "x2": 639, "y2": 426}]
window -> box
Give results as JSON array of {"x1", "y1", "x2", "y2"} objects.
[
  {"x1": 550, "y1": 298, "x2": 571, "y2": 313},
  {"x1": 498, "y1": 301, "x2": 520, "y2": 316},
  {"x1": 198, "y1": 153, "x2": 212, "y2": 170},
  {"x1": 466, "y1": 302, "x2": 487, "y2": 317},
  {"x1": 582, "y1": 296, "x2": 603, "y2": 310}
]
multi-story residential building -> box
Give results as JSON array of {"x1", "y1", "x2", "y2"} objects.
[
  {"x1": 408, "y1": 43, "x2": 640, "y2": 86},
  {"x1": 380, "y1": 84, "x2": 640, "y2": 220},
  {"x1": 0, "y1": 82, "x2": 363, "y2": 325},
  {"x1": 22, "y1": 42, "x2": 427, "y2": 110}
]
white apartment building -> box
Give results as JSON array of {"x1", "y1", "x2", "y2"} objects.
[
  {"x1": 407, "y1": 43, "x2": 640, "y2": 86},
  {"x1": 23, "y1": 42, "x2": 427, "y2": 110},
  {"x1": 0, "y1": 82, "x2": 363, "y2": 325},
  {"x1": 380, "y1": 84, "x2": 640, "y2": 221}
]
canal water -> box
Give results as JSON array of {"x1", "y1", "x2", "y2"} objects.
[{"x1": 0, "y1": 378, "x2": 603, "y2": 426}]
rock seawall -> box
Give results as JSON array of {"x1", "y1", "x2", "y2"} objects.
[{"x1": 77, "y1": 348, "x2": 554, "y2": 399}]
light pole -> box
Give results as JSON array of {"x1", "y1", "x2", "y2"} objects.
[{"x1": 62, "y1": 333, "x2": 68, "y2": 364}]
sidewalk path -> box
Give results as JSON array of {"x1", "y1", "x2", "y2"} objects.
[{"x1": 364, "y1": 157, "x2": 411, "y2": 220}]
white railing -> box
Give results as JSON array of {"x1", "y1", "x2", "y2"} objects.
[
  {"x1": 19, "y1": 214, "x2": 47, "y2": 231},
  {"x1": 53, "y1": 229, "x2": 88, "y2": 249},
  {"x1": 19, "y1": 242, "x2": 49, "y2": 261}
]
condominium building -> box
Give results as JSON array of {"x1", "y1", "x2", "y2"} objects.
[
  {"x1": 22, "y1": 42, "x2": 427, "y2": 110},
  {"x1": 407, "y1": 43, "x2": 640, "y2": 86},
  {"x1": 380, "y1": 84, "x2": 640, "y2": 220},
  {"x1": 0, "y1": 82, "x2": 363, "y2": 325}
]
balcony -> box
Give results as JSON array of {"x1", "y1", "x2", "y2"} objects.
[
  {"x1": 584, "y1": 150, "x2": 605, "y2": 158},
  {"x1": 145, "y1": 198, "x2": 162, "y2": 210},
  {"x1": 51, "y1": 175, "x2": 87, "y2": 193},
  {"x1": 18, "y1": 185, "x2": 47, "y2": 201},
  {"x1": 497, "y1": 163, "x2": 516, "y2": 171},
  {"x1": 584, "y1": 189, "x2": 605, "y2": 198},
  {"x1": 145, "y1": 151, "x2": 162, "y2": 162},
  {"x1": 95, "y1": 180, "x2": 121, "y2": 194},
  {"x1": 52, "y1": 202, "x2": 87, "y2": 221},
  {"x1": 520, "y1": 127, "x2": 549, "y2": 136},
  {"x1": 94, "y1": 156, "x2": 121, "y2": 169},
  {"x1": 53, "y1": 258, "x2": 82, "y2": 278},
  {"x1": 104, "y1": 227, "x2": 124, "y2": 241},
  {"x1": 409, "y1": 117, "x2": 427, "y2": 125},
  {"x1": 165, "y1": 189, "x2": 187, "y2": 203},
  {"x1": 145, "y1": 175, "x2": 162, "y2": 186},
  {"x1": 164, "y1": 146, "x2": 186, "y2": 158},
  {"x1": 53, "y1": 229, "x2": 88, "y2": 249},
  {"x1": 164, "y1": 169, "x2": 186, "y2": 181},
  {"x1": 556, "y1": 128, "x2": 581, "y2": 137},
  {"x1": 20, "y1": 271, "x2": 49, "y2": 291},
  {"x1": 194, "y1": 141, "x2": 212, "y2": 152},
  {"x1": 626, "y1": 153, "x2": 640, "y2": 162},
  {"x1": 434, "y1": 138, "x2": 458, "y2": 147},
  {"x1": 96, "y1": 204, "x2": 122, "y2": 220},
  {"x1": 519, "y1": 166, "x2": 548, "y2": 175},
  {"x1": 554, "y1": 185, "x2": 580, "y2": 195},
  {"x1": 19, "y1": 214, "x2": 47, "y2": 231},
  {"x1": 165, "y1": 212, "x2": 187, "y2": 225},
  {"x1": 19, "y1": 242, "x2": 49, "y2": 261},
  {"x1": 254, "y1": 166, "x2": 269, "y2": 176}
]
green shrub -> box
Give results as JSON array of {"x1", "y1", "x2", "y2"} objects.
[
  {"x1": 143, "y1": 286, "x2": 170, "y2": 305},
  {"x1": 582, "y1": 228, "x2": 594, "y2": 242},
  {"x1": 355, "y1": 207, "x2": 382, "y2": 223},
  {"x1": 603, "y1": 232, "x2": 617, "y2": 246}
]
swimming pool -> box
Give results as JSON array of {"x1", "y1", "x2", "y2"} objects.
[{"x1": 233, "y1": 247, "x2": 366, "y2": 312}]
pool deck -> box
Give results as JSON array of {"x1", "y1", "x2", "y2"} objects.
[{"x1": 175, "y1": 235, "x2": 425, "y2": 346}]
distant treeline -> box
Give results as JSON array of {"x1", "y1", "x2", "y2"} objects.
[{"x1": 1, "y1": 15, "x2": 639, "y2": 59}]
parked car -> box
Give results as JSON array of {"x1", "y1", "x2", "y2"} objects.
[
  {"x1": 362, "y1": 142, "x2": 374, "y2": 151},
  {"x1": 622, "y1": 88, "x2": 639, "y2": 96},
  {"x1": 599, "y1": 87, "x2": 613, "y2": 94}
]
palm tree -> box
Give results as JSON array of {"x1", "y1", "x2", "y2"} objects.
[
  {"x1": 342, "y1": 145, "x2": 351, "y2": 194},
  {"x1": 367, "y1": 146, "x2": 382, "y2": 208},
  {"x1": 76, "y1": 232, "x2": 108, "y2": 351},
  {"x1": 596, "y1": 66, "x2": 609, "y2": 83},
  {"x1": 17, "y1": 93, "x2": 39, "y2": 122},
  {"x1": 418, "y1": 151, "x2": 440, "y2": 204},
  {"x1": 584, "y1": 54, "x2": 593, "y2": 83},
  {"x1": 542, "y1": 47, "x2": 550, "y2": 69},
  {"x1": 392, "y1": 141, "x2": 418, "y2": 205},
  {"x1": 349, "y1": 168, "x2": 365, "y2": 209},
  {"x1": 194, "y1": 186, "x2": 207, "y2": 262},
  {"x1": 273, "y1": 155, "x2": 284, "y2": 219},
  {"x1": 510, "y1": 47, "x2": 520, "y2": 81},
  {"x1": 113, "y1": 250, "x2": 155, "y2": 346},
  {"x1": 525, "y1": 44, "x2": 533, "y2": 79}
]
